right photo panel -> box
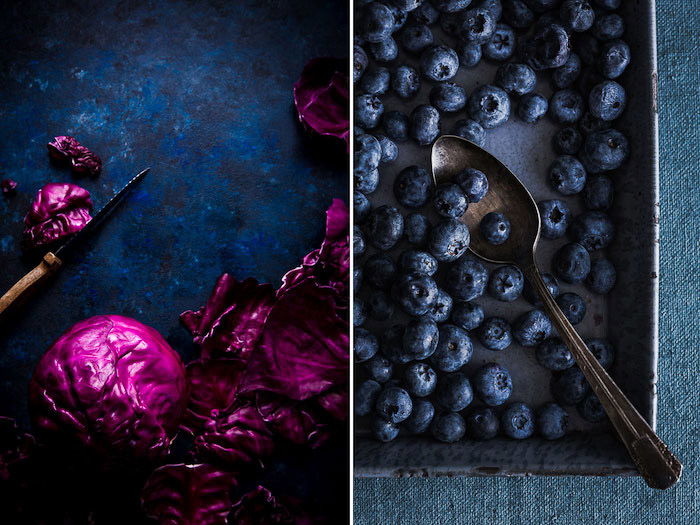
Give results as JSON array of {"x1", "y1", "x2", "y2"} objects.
[{"x1": 353, "y1": 0, "x2": 691, "y2": 522}]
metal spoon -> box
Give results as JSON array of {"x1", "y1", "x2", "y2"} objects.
[{"x1": 431, "y1": 135, "x2": 682, "y2": 489}]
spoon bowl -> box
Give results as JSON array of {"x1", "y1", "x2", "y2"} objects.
[{"x1": 431, "y1": 135, "x2": 540, "y2": 266}]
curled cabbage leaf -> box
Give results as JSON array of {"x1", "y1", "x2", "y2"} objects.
[
  {"x1": 1, "y1": 179, "x2": 17, "y2": 195},
  {"x1": 293, "y1": 58, "x2": 349, "y2": 151},
  {"x1": 180, "y1": 276, "x2": 276, "y2": 361},
  {"x1": 47, "y1": 136, "x2": 102, "y2": 176},
  {"x1": 255, "y1": 393, "x2": 330, "y2": 449},
  {"x1": 23, "y1": 182, "x2": 93, "y2": 248},
  {"x1": 230, "y1": 486, "x2": 315, "y2": 525},
  {"x1": 141, "y1": 463, "x2": 237, "y2": 525},
  {"x1": 181, "y1": 359, "x2": 274, "y2": 466},
  {"x1": 29, "y1": 315, "x2": 188, "y2": 461}
]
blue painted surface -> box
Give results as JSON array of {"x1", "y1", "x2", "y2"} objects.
[{"x1": 0, "y1": 0, "x2": 348, "y2": 520}]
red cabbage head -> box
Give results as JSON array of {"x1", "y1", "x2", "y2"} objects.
[{"x1": 29, "y1": 315, "x2": 188, "y2": 462}]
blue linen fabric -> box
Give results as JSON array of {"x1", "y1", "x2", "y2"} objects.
[{"x1": 353, "y1": 2, "x2": 700, "y2": 523}]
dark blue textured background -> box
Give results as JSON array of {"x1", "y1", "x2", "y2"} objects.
[{"x1": 0, "y1": 0, "x2": 348, "y2": 521}]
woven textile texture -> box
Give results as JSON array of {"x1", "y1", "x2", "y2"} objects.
[{"x1": 353, "y1": 3, "x2": 700, "y2": 523}]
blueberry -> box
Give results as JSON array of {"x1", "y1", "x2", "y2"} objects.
[
  {"x1": 366, "y1": 290, "x2": 395, "y2": 321},
  {"x1": 354, "y1": 191, "x2": 371, "y2": 223},
  {"x1": 589, "y1": 80, "x2": 626, "y2": 121},
  {"x1": 398, "y1": 249, "x2": 438, "y2": 276},
  {"x1": 538, "y1": 199, "x2": 571, "y2": 239},
  {"x1": 439, "y1": 12, "x2": 462, "y2": 36},
  {"x1": 523, "y1": 272, "x2": 559, "y2": 307},
  {"x1": 354, "y1": 266, "x2": 363, "y2": 290},
  {"x1": 428, "y1": 218, "x2": 470, "y2": 262},
  {"x1": 585, "y1": 258, "x2": 616, "y2": 294},
  {"x1": 556, "y1": 292, "x2": 586, "y2": 324},
  {"x1": 468, "y1": 84, "x2": 511, "y2": 129},
  {"x1": 392, "y1": 273, "x2": 438, "y2": 316},
  {"x1": 473, "y1": 363, "x2": 513, "y2": 406},
  {"x1": 404, "y1": 212, "x2": 431, "y2": 245},
  {"x1": 598, "y1": 39, "x2": 631, "y2": 79},
  {"x1": 411, "y1": 3, "x2": 440, "y2": 25},
  {"x1": 364, "y1": 253, "x2": 397, "y2": 289},
  {"x1": 454, "y1": 168, "x2": 489, "y2": 202},
  {"x1": 431, "y1": 324, "x2": 473, "y2": 372},
  {"x1": 355, "y1": 93, "x2": 384, "y2": 129},
  {"x1": 403, "y1": 318, "x2": 440, "y2": 360},
  {"x1": 354, "y1": 226, "x2": 366, "y2": 256},
  {"x1": 537, "y1": 338, "x2": 575, "y2": 371},
  {"x1": 586, "y1": 338, "x2": 615, "y2": 369},
  {"x1": 420, "y1": 45, "x2": 459, "y2": 81},
  {"x1": 381, "y1": 325, "x2": 410, "y2": 364},
  {"x1": 444, "y1": 256, "x2": 489, "y2": 300},
  {"x1": 354, "y1": 44, "x2": 368, "y2": 83},
  {"x1": 354, "y1": 166, "x2": 379, "y2": 194},
  {"x1": 369, "y1": 37, "x2": 399, "y2": 62},
  {"x1": 422, "y1": 288, "x2": 453, "y2": 323},
  {"x1": 354, "y1": 298, "x2": 366, "y2": 327},
  {"x1": 483, "y1": 23, "x2": 516, "y2": 62},
  {"x1": 452, "y1": 119, "x2": 486, "y2": 147},
  {"x1": 436, "y1": 372, "x2": 474, "y2": 412},
  {"x1": 451, "y1": 301, "x2": 485, "y2": 331},
  {"x1": 409, "y1": 104, "x2": 441, "y2": 145},
  {"x1": 433, "y1": 183, "x2": 468, "y2": 218},
  {"x1": 383, "y1": 110, "x2": 410, "y2": 142},
  {"x1": 513, "y1": 309, "x2": 553, "y2": 347},
  {"x1": 583, "y1": 175, "x2": 614, "y2": 210},
  {"x1": 479, "y1": 0, "x2": 503, "y2": 19},
  {"x1": 574, "y1": 33, "x2": 602, "y2": 66},
  {"x1": 569, "y1": 210, "x2": 614, "y2": 251},
  {"x1": 457, "y1": 41, "x2": 482, "y2": 68},
  {"x1": 403, "y1": 399, "x2": 435, "y2": 433},
  {"x1": 549, "y1": 155, "x2": 587, "y2": 195},
  {"x1": 577, "y1": 393, "x2": 605, "y2": 422},
  {"x1": 593, "y1": 0, "x2": 620, "y2": 9},
  {"x1": 392, "y1": 65, "x2": 421, "y2": 99},
  {"x1": 372, "y1": 416, "x2": 400, "y2": 441},
  {"x1": 578, "y1": 111, "x2": 611, "y2": 136},
  {"x1": 355, "y1": 380, "x2": 381, "y2": 416},
  {"x1": 488, "y1": 265, "x2": 524, "y2": 302},
  {"x1": 553, "y1": 242, "x2": 591, "y2": 283},
  {"x1": 523, "y1": 23, "x2": 570, "y2": 70},
  {"x1": 501, "y1": 402, "x2": 535, "y2": 439},
  {"x1": 552, "y1": 126, "x2": 583, "y2": 155},
  {"x1": 431, "y1": 412, "x2": 466, "y2": 443},
  {"x1": 394, "y1": 165, "x2": 433, "y2": 208},
  {"x1": 366, "y1": 205, "x2": 404, "y2": 250},
  {"x1": 496, "y1": 63, "x2": 536, "y2": 96},
  {"x1": 359, "y1": 2, "x2": 395, "y2": 43},
  {"x1": 355, "y1": 133, "x2": 382, "y2": 173},
  {"x1": 465, "y1": 407, "x2": 500, "y2": 440},
  {"x1": 551, "y1": 53, "x2": 582, "y2": 90},
  {"x1": 429, "y1": 82, "x2": 468, "y2": 113},
  {"x1": 388, "y1": 0, "x2": 424, "y2": 11},
  {"x1": 404, "y1": 362, "x2": 438, "y2": 397},
  {"x1": 592, "y1": 13, "x2": 624, "y2": 41},
  {"x1": 559, "y1": 0, "x2": 594, "y2": 32},
  {"x1": 551, "y1": 367, "x2": 590, "y2": 405},
  {"x1": 478, "y1": 317, "x2": 512, "y2": 350},
  {"x1": 355, "y1": 327, "x2": 379, "y2": 362},
  {"x1": 364, "y1": 354, "x2": 394, "y2": 383},
  {"x1": 376, "y1": 134, "x2": 398, "y2": 163},
  {"x1": 537, "y1": 403, "x2": 569, "y2": 440},
  {"x1": 480, "y1": 212, "x2": 511, "y2": 245},
  {"x1": 360, "y1": 67, "x2": 391, "y2": 95},
  {"x1": 434, "y1": 0, "x2": 472, "y2": 13},
  {"x1": 400, "y1": 24, "x2": 434, "y2": 54},
  {"x1": 386, "y1": 3, "x2": 409, "y2": 31},
  {"x1": 502, "y1": 0, "x2": 535, "y2": 29},
  {"x1": 376, "y1": 386, "x2": 413, "y2": 423},
  {"x1": 518, "y1": 93, "x2": 548, "y2": 123},
  {"x1": 549, "y1": 89, "x2": 584, "y2": 124},
  {"x1": 580, "y1": 129, "x2": 629, "y2": 173},
  {"x1": 460, "y1": 7, "x2": 496, "y2": 44}
]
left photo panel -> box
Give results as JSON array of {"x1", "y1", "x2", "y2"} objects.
[{"x1": 0, "y1": 1, "x2": 350, "y2": 523}]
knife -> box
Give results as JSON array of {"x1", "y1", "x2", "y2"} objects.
[{"x1": 0, "y1": 168, "x2": 149, "y2": 317}]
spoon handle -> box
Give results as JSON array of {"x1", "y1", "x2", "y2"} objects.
[{"x1": 522, "y1": 263, "x2": 682, "y2": 489}]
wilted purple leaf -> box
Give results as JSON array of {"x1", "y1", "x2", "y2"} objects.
[
  {"x1": 1, "y1": 179, "x2": 17, "y2": 196},
  {"x1": 47, "y1": 136, "x2": 102, "y2": 176}
]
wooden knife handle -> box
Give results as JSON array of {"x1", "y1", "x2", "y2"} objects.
[{"x1": 0, "y1": 252, "x2": 62, "y2": 316}]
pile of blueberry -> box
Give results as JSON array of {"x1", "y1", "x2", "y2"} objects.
[{"x1": 354, "y1": 0, "x2": 627, "y2": 443}]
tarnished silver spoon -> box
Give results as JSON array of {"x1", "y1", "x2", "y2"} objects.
[{"x1": 431, "y1": 135, "x2": 681, "y2": 489}]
